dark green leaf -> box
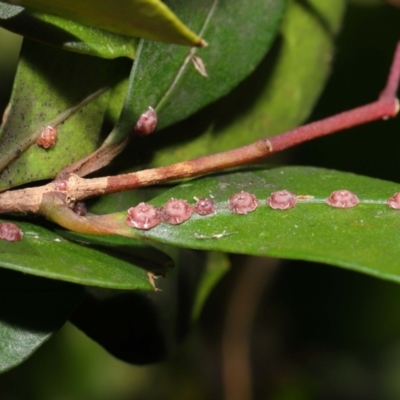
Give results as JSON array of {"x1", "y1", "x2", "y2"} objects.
[
  {"x1": 0, "y1": 0, "x2": 204, "y2": 46},
  {"x1": 141, "y1": 0, "x2": 347, "y2": 166},
  {"x1": 124, "y1": 166, "x2": 400, "y2": 283},
  {"x1": 0, "y1": 269, "x2": 84, "y2": 373},
  {"x1": 0, "y1": 3, "x2": 138, "y2": 59},
  {"x1": 57, "y1": 230, "x2": 174, "y2": 276},
  {"x1": 119, "y1": 0, "x2": 286, "y2": 135},
  {"x1": 0, "y1": 220, "x2": 153, "y2": 290}
]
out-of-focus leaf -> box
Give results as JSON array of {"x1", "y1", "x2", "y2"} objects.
[
  {"x1": 110, "y1": 166, "x2": 400, "y2": 284},
  {"x1": 0, "y1": 219, "x2": 153, "y2": 290},
  {"x1": 70, "y1": 247, "x2": 206, "y2": 364},
  {"x1": 0, "y1": 3, "x2": 138, "y2": 59},
  {"x1": 191, "y1": 251, "x2": 230, "y2": 320},
  {"x1": 0, "y1": 268, "x2": 85, "y2": 373},
  {"x1": 138, "y1": 0, "x2": 346, "y2": 167},
  {"x1": 0, "y1": 0, "x2": 204, "y2": 46},
  {"x1": 0, "y1": 40, "x2": 131, "y2": 190},
  {"x1": 115, "y1": 0, "x2": 285, "y2": 139}
]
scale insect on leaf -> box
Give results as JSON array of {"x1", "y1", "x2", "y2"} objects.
[
  {"x1": 326, "y1": 190, "x2": 359, "y2": 208},
  {"x1": 36, "y1": 125, "x2": 57, "y2": 148},
  {"x1": 0, "y1": 222, "x2": 23, "y2": 241},
  {"x1": 228, "y1": 191, "x2": 259, "y2": 214},
  {"x1": 160, "y1": 199, "x2": 193, "y2": 225},
  {"x1": 126, "y1": 203, "x2": 161, "y2": 230}
]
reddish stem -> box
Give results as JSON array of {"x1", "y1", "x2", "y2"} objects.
[
  {"x1": 266, "y1": 40, "x2": 400, "y2": 149},
  {"x1": 0, "y1": 42, "x2": 399, "y2": 214},
  {"x1": 271, "y1": 99, "x2": 398, "y2": 152},
  {"x1": 380, "y1": 41, "x2": 400, "y2": 100},
  {"x1": 74, "y1": 40, "x2": 400, "y2": 199}
]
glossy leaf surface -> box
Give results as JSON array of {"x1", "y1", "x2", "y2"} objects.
[
  {"x1": 0, "y1": 269, "x2": 84, "y2": 372},
  {"x1": 0, "y1": 3, "x2": 138, "y2": 59},
  {"x1": 141, "y1": 0, "x2": 346, "y2": 167},
  {"x1": 120, "y1": 0, "x2": 286, "y2": 134},
  {"x1": 0, "y1": 220, "x2": 153, "y2": 290},
  {"x1": 57, "y1": 230, "x2": 174, "y2": 277},
  {"x1": 120, "y1": 166, "x2": 400, "y2": 283},
  {"x1": 1, "y1": 0, "x2": 203, "y2": 46}
]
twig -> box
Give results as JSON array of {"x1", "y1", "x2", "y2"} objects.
[
  {"x1": 0, "y1": 41, "x2": 399, "y2": 218},
  {"x1": 74, "y1": 40, "x2": 400, "y2": 199}
]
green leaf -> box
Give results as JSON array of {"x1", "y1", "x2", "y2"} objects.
[
  {"x1": 57, "y1": 230, "x2": 174, "y2": 277},
  {"x1": 0, "y1": 269, "x2": 84, "y2": 373},
  {"x1": 0, "y1": 40, "x2": 130, "y2": 190},
  {"x1": 139, "y1": 0, "x2": 346, "y2": 166},
  {"x1": 123, "y1": 166, "x2": 400, "y2": 283},
  {"x1": 0, "y1": 3, "x2": 138, "y2": 59},
  {"x1": 0, "y1": 0, "x2": 204, "y2": 46},
  {"x1": 0, "y1": 220, "x2": 154, "y2": 290},
  {"x1": 118, "y1": 0, "x2": 286, "y2": 135}
]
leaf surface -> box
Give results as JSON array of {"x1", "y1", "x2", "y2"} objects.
[
  {"x1": 0, "y1": 220, "x2": 154, "y2": 290},
  {"x1": 0, "y1": 40, "x2": 130, "y2": 190},
  {"x1": 119, "y1": 0, "x2": 286, "y2": 134},
  {"x1": 1, "y1": 0, "x2": 203, "y2": 46},
  {"x1": 141, "y1": 0, "x2": 347, "y2": 166},
  {"x1": 0, "y1": 3, "x2": 138, "y2": 59},
  {"x1": 121, "y1": 167, "x2": 400, "y2": 283},
  {"x1": 57, "y1": 230, "x2": 174, "y2": 277}
]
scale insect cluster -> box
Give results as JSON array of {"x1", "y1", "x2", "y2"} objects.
[{"x1": 124, "y1": 190, "x2": 400, "y2": 231}]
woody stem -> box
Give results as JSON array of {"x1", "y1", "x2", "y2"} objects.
[
  {"x1": 70, "y1": 42, "x2": 400, "y2": 200},
  {"x1": 0, "y1": 42, "x2": 399, "y2": 213}
]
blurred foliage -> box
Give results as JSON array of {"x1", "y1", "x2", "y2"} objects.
[{"x1": 0, "y1": 27, "x2": 21, "y2": 110}]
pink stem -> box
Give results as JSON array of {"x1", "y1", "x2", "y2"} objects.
[
  {"x1": 88, "y1": 41, "x2": 400, "y2": 197},
  {"x1": 380, "y1": 41, "x2": 400, "y2": 100},
  {"x1": 271, "y1": 99, "x2": 398, "y2": 152},
  {"x1": 1, "y1": 42, "x2": 400, "y2": 212}
]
